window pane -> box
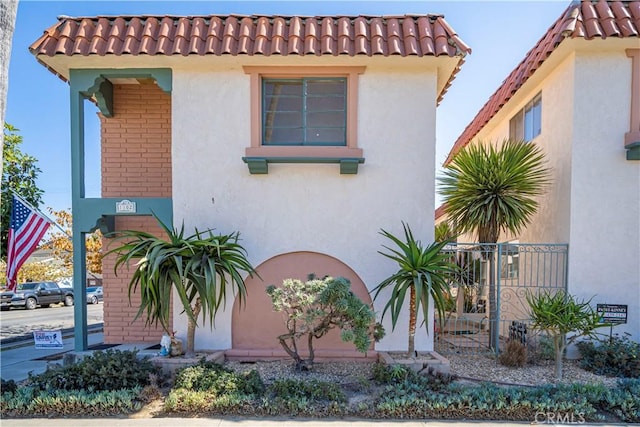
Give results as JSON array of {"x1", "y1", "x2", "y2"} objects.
[
  {"x1": 306, "y1": 79, "x2": 346, "y2": 96},
  {"x1": 306, "y1": 111, "x2": 345, "y2": 127},
  {"x1": 264, "y1": 127, "x2": 304, "y2": 145},
  {"x1": 524, "y1": 104, "x2": 534, "y2": 142},
  {"x1": 265, "y1": 111, "x2": 302, "y2": 128},
  {"x1": 510, "y1": 111, "x2": 524, "y2": 141},
  {"x1": 306, "y1": 96, "x2": 345, "y2": 112},
  {"x1": 264, "y1": 80, "x2": 302, "y2": 96},
  {"x1": 264, "y1": 95, "x2": 303, "y2": 111},
  {"x1": 306, "y1": 127, "x2": 346, "y2": 144},
  {"x1": 532, "y1": 97, "x2": 542, "y2": 138}
]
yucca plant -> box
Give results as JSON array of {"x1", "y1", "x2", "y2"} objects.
[
  {"x1": 373, "y1": 222, "x2": 457, "y2": 356},
  {"x1": 439, "y1": 139, "x2": 550, "y2": 349},
  {"x1": 107, "y1": 216, "x2": 257, "y2": 355}
]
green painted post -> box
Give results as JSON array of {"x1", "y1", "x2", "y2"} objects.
[{"x1": 69, "y1": 76, "x2": 89, "y2": 352}]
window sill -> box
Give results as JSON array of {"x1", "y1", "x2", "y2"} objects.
[
  {"x1": 242, "y1": 156, "x2": 365, "y2": 174},
  {"x1": 243, "y1": 146, "x2": 365, "y2": 174}
]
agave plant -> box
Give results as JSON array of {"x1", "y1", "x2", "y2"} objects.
[
  {"x1": 107, "y1": 216, "x2": 257, "y2": 355},
  {"x1": 373, "y1": 222, "x2": 457, "y2": 356}
]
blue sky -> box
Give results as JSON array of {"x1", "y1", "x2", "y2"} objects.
[{"x1": 6, "y1": 0, "x2": 570, "y2": 212}]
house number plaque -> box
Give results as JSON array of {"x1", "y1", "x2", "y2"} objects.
[{"x1": 116, "y1": 199, "x2": 137, "y2": 213}]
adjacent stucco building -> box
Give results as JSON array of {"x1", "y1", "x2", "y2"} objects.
[
  {"x1": 440, "y1": 0, "x2": 639, "y2": 342},
  {"x1": 30, "y1": 13, "x2": 471, "y2": 355}
]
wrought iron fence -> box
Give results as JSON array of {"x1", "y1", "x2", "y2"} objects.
[{"x1": 435, "y1": 242, "x2": 568, "y2": 356}]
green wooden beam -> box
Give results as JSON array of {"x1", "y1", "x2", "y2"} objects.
[
  {"x1": 242, "y1": 156, "x2": 365, "y2": 174},
  {"x1": 626, "y1": 141, "x2": 640, "y2": 161}
]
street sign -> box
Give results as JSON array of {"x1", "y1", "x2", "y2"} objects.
[
  {"x1": 597, "y1": 304, "x2": 628, "y2": 324},
  {"x1": 33, "y1": 329, "x2": 63, "y2": 349}
]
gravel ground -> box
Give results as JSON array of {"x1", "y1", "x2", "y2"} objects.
[{"x1": 226, "y1": 353, "x2": 618, "y2": 388}]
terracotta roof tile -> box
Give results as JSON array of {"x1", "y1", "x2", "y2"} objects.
[
  {"x1": 31, "y1": 13, "x2": 470, "y2": 102},
  {"x1": 444, "y1": 0, "x2": 639, "y2": 165},
  {"x1": 31, "y1": 13, "x2": 470, "y2": 59}
]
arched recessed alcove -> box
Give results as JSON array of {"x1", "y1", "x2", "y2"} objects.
[{"x1": 229, "y1": 251, "x2": 376, "y2": 361}]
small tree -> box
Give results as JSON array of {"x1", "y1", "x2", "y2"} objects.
[
  {"x1": 266, "y1": 275, "x2": 384, "y2": 371},
  {"x1": 107, "y1": 216, "x2": 257, "y2": 355},
  {"x1": 373, "y1": 223, "x2": 457, "y2": 356},
  {"x1": 526, "y1": 290, "x2": 608, "y2": 380}
]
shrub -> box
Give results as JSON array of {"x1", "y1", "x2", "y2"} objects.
[
  {"x1": 499, "y1": 340, "x2": 527, "y2": 367},
  {"x1": 266, "y1": 275, "x2": 383, "y2": 371},
  {"x1": 173, "y1": 359, "x2": 264, "y2": 396},
  {"x1": 578, "y1": 334, "x2": 640, "y2": 378},
  {"x1": 372, "y1": 362, "x2": 456, "y2": 393},
  {"x1": 27, "y1": 349, "x2": 160, "y2": 392},
  {"x1": 1, "y1": 379, "x2": 17, "y2": 396}
]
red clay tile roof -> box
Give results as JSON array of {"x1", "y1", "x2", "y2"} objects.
[
  {"x1": 30, "y1": 14, "x2": 470, "y2": 58},
  {"x1": 443, "y1": 0, "x2": 640, "y2": 165},
  {"x1": 30, "y1": 14, "x2": 471, "y2": 102}
]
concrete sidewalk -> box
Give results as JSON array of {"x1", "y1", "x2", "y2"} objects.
[
  {"x1": 0, "y1": 419, "x2": 611, "y2": 427},
  {"x1": 0, "y1": 328, "x2": 107, "y2": 382}
]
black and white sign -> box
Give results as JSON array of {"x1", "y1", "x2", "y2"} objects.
[{"x1": 597, "y1": 304, "x2": 628, "y2": 324}]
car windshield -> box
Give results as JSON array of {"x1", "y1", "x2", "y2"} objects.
[
  {"x1": 17, "y1": 283, "x2": 38, "y2": 291},
  {"x1": 87, "y1": 287, "x2": 100, "y2": 292}
]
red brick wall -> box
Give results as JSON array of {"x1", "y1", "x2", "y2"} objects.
[{"x1": 100, "y1": 83, "x2": 172, "y2": 344}]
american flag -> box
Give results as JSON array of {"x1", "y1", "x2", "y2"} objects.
[{"x1": 6, "y1": 195, "x2": 52, "y2": 291}]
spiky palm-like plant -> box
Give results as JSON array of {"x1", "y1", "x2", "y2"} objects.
[
  {"x1": 438, "y1": 139, "x2": 550, "y2": 348},
  {"x1": 373, "y1": 223, "x2": 457, "y2": 356},
  {"x1": 107, "y1": 216, "x2": 257, "y2": 355}
]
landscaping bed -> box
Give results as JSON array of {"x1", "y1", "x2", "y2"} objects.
[{"x1": 1, "y1": 348, "x2": 638, "y2": 423}]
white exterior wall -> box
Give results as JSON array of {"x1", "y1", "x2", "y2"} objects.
[
  {"x1": 568, "y1": 51, "x2": 640, "y2": 341},
  {"x1": 170, "y1": 58, "x2": 440, "y2": 351},
  {"x1": 456, "y1": 55, "x2": 576, "y2": 245}
]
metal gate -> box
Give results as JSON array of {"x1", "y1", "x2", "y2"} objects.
[{"x1": 435, "y1": 242, "x2": 568, "y2": 355}]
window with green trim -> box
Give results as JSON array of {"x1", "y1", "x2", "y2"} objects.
[{"x1": 262, "y1": 77, "x2": 347, "y2": 146}]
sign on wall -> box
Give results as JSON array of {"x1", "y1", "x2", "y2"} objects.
[{"x1": 596, "y1": 304, "x2": 628, "y2": 324}]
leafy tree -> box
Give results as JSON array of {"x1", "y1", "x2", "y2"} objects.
[
  {"x1": 1, "y1": 123, "x2": 45, "y2": 261},
  {"x1": 42, "y1": 208, "x2": 103, "y2": 275},
  {"x1": 438, "y1": 139, "x2": 550, "y2": 348},
  {"x1": 107, "y1": 216, "x2": 257, "y2": 355},
  {"x1": 527, "y1": 290, "x2": 608, "y2": 380},
  {"x1": 266, "y1": 275, "x2": 384, "y2": 371},
  {"x1": 0, "y1": 260, "x2": 68, "y2": 284},
  {"x1": 373, "y1": 223, "x2": 457, "y2": 356}
]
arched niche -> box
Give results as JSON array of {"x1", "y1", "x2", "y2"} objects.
[{"x1": 230, "y1": 251, "x2": 374, "y2": 360}]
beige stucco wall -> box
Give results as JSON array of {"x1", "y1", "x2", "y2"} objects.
[
  {"x1": 568, "y1": 51, "x2": 640, "y2": 341},
  {"x1": 445, "y1": 44, "x2": 639, "y2": 342},
  {"x1": 170, "y1": 57, "x2": 442, "y2": 351}
]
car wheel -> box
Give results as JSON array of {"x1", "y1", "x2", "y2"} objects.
[
  {"x1": 64, "y1": 295, "x2": 74, "y2": 306},
  {"x1": 1, "y1": 306, "x2": 9, "y2": 311},
  {"x1": 25, "y1": 298, "x2": 37, "y2": 310},
  {"x1": 90, "y1": 296, "x2": 98, "y2": 305}
]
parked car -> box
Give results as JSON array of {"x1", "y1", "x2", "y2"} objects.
[
  {"x1": 11, "y1": 282, "x2": 74, "y2": 310},
  {"x1": 1, "y1": 288, "x2": 13, "y2": 310},
  {"x1": 86, "y1": 286, "x2": 103, "y2": 304}
]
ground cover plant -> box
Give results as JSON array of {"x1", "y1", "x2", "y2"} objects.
[
  {"x1": 578, "y1": 333, "x2": 640, "y2": 378},
  {"x1": 0, "y1": 349, "x2": 162, "y2": 417},
  {"x1": 2, "y1": 350, "x2": 639, "y2": 422}
]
